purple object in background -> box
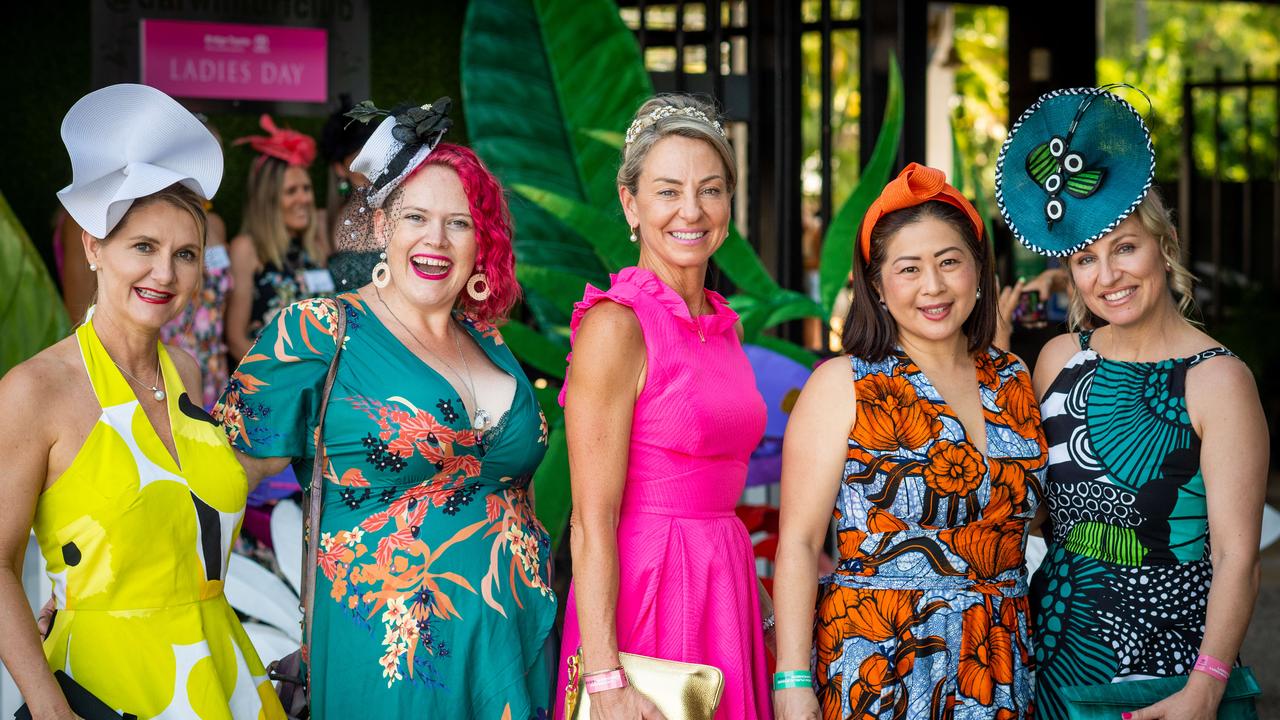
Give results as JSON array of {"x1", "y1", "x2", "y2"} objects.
[{"x1": 743, "y1": 344, "x2": 814, "y2": 487}]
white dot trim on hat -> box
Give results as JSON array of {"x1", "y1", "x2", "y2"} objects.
[{"x1": 994, "y1": 86, "x2": 1156, "y2": 258}]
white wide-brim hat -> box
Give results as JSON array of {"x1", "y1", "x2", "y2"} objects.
[{"x1": 57, "y1": 83, "x2": 223, "y2": 239}]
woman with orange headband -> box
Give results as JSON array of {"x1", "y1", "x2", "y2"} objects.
[{"x1": 772, "y1": 163, "x2": 1047, "y2": 719}]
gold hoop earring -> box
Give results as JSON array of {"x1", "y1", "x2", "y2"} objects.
[
  {"x1": 467, "y1": 272, "x2": 491, "y2": 301},
  {"x1": 371, "y1": 252, "x2": 390, "y2": 288}
]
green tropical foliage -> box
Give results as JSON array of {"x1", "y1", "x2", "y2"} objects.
[
  {"x1": 461, "y1": 0, "x2": 903, "y2": 547},
  {"x1": 1097, "y1": 0, "x2": 1280, "y2": 183},
  {"x1": 0, "y1": 191, "x2": 70, "y2": 375}
]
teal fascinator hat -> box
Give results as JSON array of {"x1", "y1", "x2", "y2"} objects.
[{"x1": 994, "y1": 85, "x2": 1155, "y2": 257}]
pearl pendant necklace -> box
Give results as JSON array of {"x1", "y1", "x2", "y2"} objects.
[{"x1": 112, "y1": 358, "x2": 165, "y2": 402}]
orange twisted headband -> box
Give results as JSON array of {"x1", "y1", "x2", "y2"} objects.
[{"x1": 858, "y1": 163, "x2": 984, "y2": 263}]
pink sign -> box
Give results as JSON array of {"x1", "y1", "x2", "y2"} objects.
[{"x1": 141, "y1": 19, "x2": 327, "y2": 103}]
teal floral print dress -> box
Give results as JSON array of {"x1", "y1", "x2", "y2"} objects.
[{"x1": 214, "y1": 293, "x2": 555, "y2": 719}]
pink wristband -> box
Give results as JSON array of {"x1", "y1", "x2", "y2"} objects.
[
  {"x1": 1193, "y1": 654, "x2": 1231, "y2": 682},
  {"x1": 583, "y1": 667, "x2": 629, "y2": 694}
]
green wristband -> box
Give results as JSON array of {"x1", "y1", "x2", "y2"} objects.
[{"x1": 772, "y1": 670, "x2": 814, "y2": 690}]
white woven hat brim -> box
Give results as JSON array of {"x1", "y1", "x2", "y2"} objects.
[{"x1": 57, "y1": 83, "x2": 222, "y2": 238}]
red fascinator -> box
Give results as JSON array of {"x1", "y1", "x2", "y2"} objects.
[
  {"x1": 859, "y1": 163, "x2": 984, "y2": 263},
  {"x1": 234, "y1": 114, "x2": 316, "y2": 168}
]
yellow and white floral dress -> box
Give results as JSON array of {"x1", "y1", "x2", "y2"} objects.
[{"x1": 32, "y1": 318, "x2": 283, "y2": 719}]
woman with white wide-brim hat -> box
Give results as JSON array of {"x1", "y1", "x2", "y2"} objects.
[{"x1": 0, "y1": 83, "x2": 284, "y2": 719}]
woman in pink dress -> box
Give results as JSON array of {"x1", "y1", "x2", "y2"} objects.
[{"x1": 554, "y1": 95, "x2": 772, "y2": 719}]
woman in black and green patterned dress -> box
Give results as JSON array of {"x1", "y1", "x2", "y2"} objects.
[{"x1": 994, "y1": 87, "x2": 1266, "y2": 719}]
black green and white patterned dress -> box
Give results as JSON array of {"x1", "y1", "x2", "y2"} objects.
[{"x1": 1030, "y1": 330, "x2": 1240, "y2": 719}]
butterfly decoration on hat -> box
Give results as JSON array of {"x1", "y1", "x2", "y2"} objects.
[{"x1": 1024, "y1": 127, "x2": 1107, "y2": 227}]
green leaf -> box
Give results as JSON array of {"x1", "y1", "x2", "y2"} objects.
[
  {"x1": 344, "y1": 99, "x2": 387, "y2": 125},
  {"x1": 0, "y1": 191, "x2": 69, "y2": 376},
  {"x1": 462, "y1": 0, "x2": 652, "y2": 285},
  {"x1": 532, "y1": 419, "x2": 572, "y2": 550},
  {"x1": 500, "y1": 320, "x2": 570, "y2": 378},
  {"x1": 516, "y1": 265, "x2": 592, "y2": 320},
  {"x1": 818, "y1": 53, "x2": 904, "y2": 314},
  {"x1": 512, "y1": 183, "x2": 638, "y2": 270},
  {"x1": 579, "y1": 127, "x2": 625, "y2": 151},
  {"x1": 736, "y1": 291, "x2": 825, "y2": 342},
  {"x1": 531, "y1": 0, "x2": 653, "y2": 208},
  {"x1": 969, "y1": 159, "x2": 996, "y2": 249},
  {"x1": 750, "y1": 335, "x2": 820, "y2": 369},
  {"x1": 713, "y1": 225, "x2": 784, "y2": 299}
]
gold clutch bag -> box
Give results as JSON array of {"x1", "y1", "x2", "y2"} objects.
[{"x1": 564, "y1": 649, "x2": 724, "y2": 720}]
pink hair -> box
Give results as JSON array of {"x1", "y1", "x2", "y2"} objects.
[{"x1": 399, "y1": 143, "x2": 519, "y2": 323}]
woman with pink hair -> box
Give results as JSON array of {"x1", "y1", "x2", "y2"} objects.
[{"x1": 214, "y1": 100, "x2": 554, "y2": 717}]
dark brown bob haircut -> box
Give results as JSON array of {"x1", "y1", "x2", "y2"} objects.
[{"x1": 841, "y1": 200, "x2": 998, "y2": 361}]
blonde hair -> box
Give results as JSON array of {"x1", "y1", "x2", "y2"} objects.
[
  {"x1": 618, "y1": 94, "x2": 736, "y2": 196},
  {"x1": 114, "y1": 184, "x2": 209, "y2": 246},
  {"x1": 240, "y1": 157, "x2": 320, "y2": 269},
  {"x1": 1065, "y1": 187, "x2": 1198, "y2": 330}
]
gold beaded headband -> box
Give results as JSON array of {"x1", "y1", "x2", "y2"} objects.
[{"x1": 624, "y1": 105, "x2": 727, "y2": 146}]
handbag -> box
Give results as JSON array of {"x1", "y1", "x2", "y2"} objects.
[
  {"x1": 13, "y1": 670, "x2": 131, "y2": 720},
  {"x1": 1059, "y1": 667, "x2": 1260, "y2": 720},
  {"x1": 266, "y1": 299, "x2": 347, "y2": 720},
  {"x1": 564, "y1": 649, "x2": 724, "y2": 720}
]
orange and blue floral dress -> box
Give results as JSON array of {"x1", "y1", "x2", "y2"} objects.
[
  {"x1": 214, "y1": 294, "x2": 555, "y2": 719},
  {"x1": 815, "y1": 348, "x2": 1046, "y2": 719}
]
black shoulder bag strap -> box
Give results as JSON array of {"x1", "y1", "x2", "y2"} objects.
[{"x1": 301, "y1": 298, "x2": 346, "y2": 696}]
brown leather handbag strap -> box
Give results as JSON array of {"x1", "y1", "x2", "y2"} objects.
[{"x1": 300, "y1": 298, "x2": 346, "y2": 695}]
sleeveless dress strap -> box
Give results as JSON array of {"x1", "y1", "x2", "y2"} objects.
[
  {"x1": 76, "y1": 318, "x2": 175, "y2": 409},
  {"x1": 1077, "y1": 330, "x2": 1094, "y2": 350},
  {"x1": 1187, "y1": 346, "x2": 1235, "y2": 368}
]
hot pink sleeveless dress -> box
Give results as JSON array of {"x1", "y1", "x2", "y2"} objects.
[{"x1": 554, "y1": 266, "x2": 772, "y2": 719}]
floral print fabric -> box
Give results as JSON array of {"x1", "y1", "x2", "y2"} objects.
[
  {"x1": 247, "y1": 238, "x2": 328, "y2": 342},
  {"x1": 816, "y1": 348, "x2": 1046, "y2": 719},
  {"x1": 160, "y1": 244, "x2": 233, "y2": 408},
  {"x1": 215, "y1": 294, "x2": 555, "y2": 719}
]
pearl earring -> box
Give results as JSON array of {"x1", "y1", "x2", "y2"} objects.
[
  {"x1": 976, "y1": 287, "x2": 982, "y2": 300},
  {"x1": 89, "y1": 263, "x2": 97, "y2": 271},
  {"x1": 629, "y1": 227, "x2": 638, "y2": 243}
]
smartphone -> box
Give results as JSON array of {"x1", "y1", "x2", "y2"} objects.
[{"x1": 1014, "y1": 290, "x2": 1046, "y2": 327}]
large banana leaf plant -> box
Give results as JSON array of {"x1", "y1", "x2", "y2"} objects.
[
  {"x1": 0, "y1": 191, "x2": 70, "y2": 376},
  {"x1": 462, "y1": 0, "x2": 903, "y2": 547}
]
